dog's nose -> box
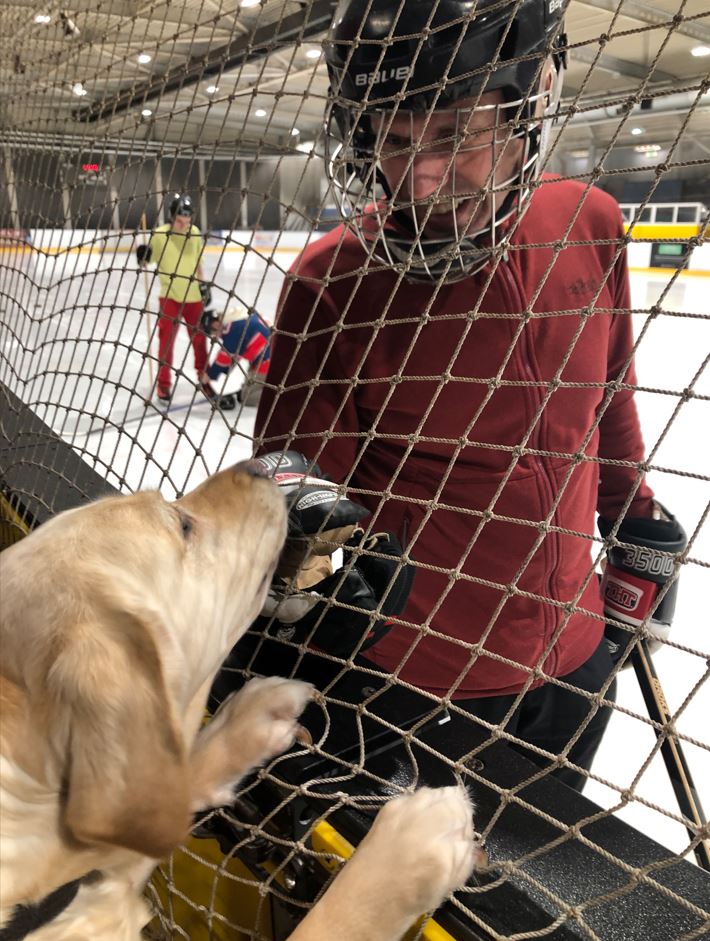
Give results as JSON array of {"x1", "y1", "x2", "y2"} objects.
[{"x1": 238, "y1": 459, "x2": 270, "y2": 479}]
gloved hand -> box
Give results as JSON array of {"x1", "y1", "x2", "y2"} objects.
[
  {"x1": 200, "y1": 308, "x2": 220, "y2": 336},
  {"x1": 268, "y1": 530, "x2": 414, "y2": 658},
  {"x1": 254, "y1": 450, "x2": 415, "y2": 659},
  {"x1": 254, "y1": 450, "x2": 368, "y2": 587},
  {"x1": 598, "y1": 503, "x2": 687, "y2": 666},
  {"x1": 199, "y1": 281, "x2": 213, "y2": 308},
  {"x1": 136, "y1": 243, "x2": 152, "y2": 265}
]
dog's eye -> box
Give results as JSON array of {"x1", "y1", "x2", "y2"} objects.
[{"x1": 178, "y1": 514, "x2": 193, "y2": 538}]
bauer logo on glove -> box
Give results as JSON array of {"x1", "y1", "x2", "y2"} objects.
[
  {"x1": 602, "y1": 573, "x2": 647, "y2": 618},
  {"x1": 598, "y1": 503, "x2": 687, "y2": 664}
]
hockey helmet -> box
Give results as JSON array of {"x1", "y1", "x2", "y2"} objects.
[
  {"x1": 168, "y1": 193, "x2": 195, "y2": 219},
  {"x1": 324, "y1": 0, "x2": 567, "y2": 282}
]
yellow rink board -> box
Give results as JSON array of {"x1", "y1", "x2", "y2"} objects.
[
  {"x1": 0, "y1": 221, "x2": 704, "y2": 256},
  {"x1": 623, "y1": 223, "x2": 702, "y2": 240}
]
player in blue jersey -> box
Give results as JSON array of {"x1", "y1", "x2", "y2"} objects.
[{"x1": 200, "y1": 304, "x2": 271, "y2": 409}]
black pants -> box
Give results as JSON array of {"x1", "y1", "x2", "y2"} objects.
[{"x1": 454, "y1": 639, "x2": 617, "y2": 792}]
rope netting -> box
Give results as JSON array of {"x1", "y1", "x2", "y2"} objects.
[{"x1": 1, "y1": 0, "x2": 708, "y2": 938}]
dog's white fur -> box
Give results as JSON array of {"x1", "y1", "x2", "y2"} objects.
[{"x1": 0, "y1": 463, "x2": 477, "y2": 940}]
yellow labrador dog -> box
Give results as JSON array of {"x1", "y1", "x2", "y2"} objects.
[{"x1": 0, "y1": 462, "x2": 477, "y2": 941}]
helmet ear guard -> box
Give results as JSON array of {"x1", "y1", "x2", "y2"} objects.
[{"x1": 323, "y1": 0, "x2": 567, "y2": 283}]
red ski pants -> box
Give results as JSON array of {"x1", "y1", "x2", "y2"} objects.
[{"x1": 156, "y1": 297, "x2": 207, "y2": 394}]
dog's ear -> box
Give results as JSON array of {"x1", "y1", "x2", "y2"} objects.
[{"x1": 50, "y1": 608, "x2": 192, "y2": 859}]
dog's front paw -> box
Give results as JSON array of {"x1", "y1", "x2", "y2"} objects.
[
  {"x1": 214, "y1": 676, "x2": 314, "y2": 770},
  {"x1": 359, "y1": 787, "x2": 479, "y2": 916}
]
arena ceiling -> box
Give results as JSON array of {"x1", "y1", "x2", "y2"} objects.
[{"x1": 1, "y1": 0, "x2": 709, "y2": 162}]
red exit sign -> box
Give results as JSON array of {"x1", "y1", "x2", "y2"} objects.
[{"x1": 82, "y1": 163, "x2": 100, "y2": 172}]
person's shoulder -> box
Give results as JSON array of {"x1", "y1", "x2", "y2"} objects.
[
  {"x1": 151, "y1": 224, "x2": 170, "y2": 239},
  {"x1": 537, "y1": 174, "x2": 621, "y2": 215},
  {"x1": 532, "y1": 174, "x2": 623, "y2": 234},
  {"x1": 189, "y1": 225, "x2": 202, "y2": 236},
  {"x1": 289, "y1": 223, "x2": 365, "y2": 281},
  {"x1": 148, "y1": 225, "x2": 168, "y2": 249}
]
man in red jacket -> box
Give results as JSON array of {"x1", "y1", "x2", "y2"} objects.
[{"x1": 254, "y1": 0, "x2": 670, "y2": 791}]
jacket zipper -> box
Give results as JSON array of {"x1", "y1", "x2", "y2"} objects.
[{"x1": 497, "y1": 257, "x2": 560, "y2": 668}]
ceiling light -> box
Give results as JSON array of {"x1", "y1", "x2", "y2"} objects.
[
  {"x1": 306, "y1": 48, "x2": 321, "y2": 59},
  {"x1": 34, "y1": 13, "x2": 51, "y2": 23},
  {"x1": 72, "y1": 82, "x2": 87, "y2": 97},
  {"x1": 206, "y1": 84, "x2": 219, "y2": 94},
  {"x1": 255, "y1": 108, "x2": 267, "y2": 117},
  {"x1": 691, "y1": 45, "x2": 710, "y2": 57},
  {"x1": 239, "y1": 0, "x2": 260, "y2": 7},
  {"x1": 291, "y1": 128, "x2": 300, "y2": 136},
  {"x1": 630, "y1": 126, "x2": 644, "y2": 136},
  {"x1": 141, "y1": 108, "x2": 153, "y2": 117},
  {"x1": 137, "y1": 53, "x2": 152, "y2": 64},
  {"x1": 634, "y1": 143, "x2": 662, "y2": 154}
]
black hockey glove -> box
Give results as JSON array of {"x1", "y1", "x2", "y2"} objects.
[
  {"x1": 598, "y1": 504, "x2": 687, "y2": 666},
  {"x1": 136, "y1": 243, "x2": 152, "y2": 265},
  {"x1": 265, "y1": 530, "x2": 414, "y2": 658},
  {"x1": 200, "y1": 308, "x2": 220, "y2": 336},
  {"x1": 254, "y1": 449, "x2": 367, "y2": 587},
  {"x1": 254, "y1": 450, "x2": 415, "y2": 659},
  {"x1": 199, "y1": 281, "x2": 212, "y2": 308}
]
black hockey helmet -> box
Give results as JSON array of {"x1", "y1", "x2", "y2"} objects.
[
  {"x1": 324, "y1": 0, "x2": 568, "y2": 282},
  {"x1": 168, "y1": 193, "x2": 195, "y2": 219},
  {"x1": 326, "y1": 0, "x2": 566, "y2": 111}
]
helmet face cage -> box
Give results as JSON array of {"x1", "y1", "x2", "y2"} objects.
[
  {"x1": 325, "y1": 89, "x2": 560, "y2": 281},
  {"x1": 324, "y1": 0, "x2": 566, "y2": 283}
]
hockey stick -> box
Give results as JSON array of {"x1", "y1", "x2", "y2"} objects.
[
  {"x1": 139, "y1": 212, "x2": 155, "y2": 395},
  {"x1": 631, "y1": 639, "x2": 710, "y2": 871}
]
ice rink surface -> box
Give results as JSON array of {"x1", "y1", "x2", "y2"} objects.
[{"x1": 2, "y1": 241, "x2": 708, "y2": 866}]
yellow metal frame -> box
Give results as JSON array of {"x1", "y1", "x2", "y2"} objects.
[
  {"x1": 311, "y1": 821, "x2": 457, "y2": 941},
  {"x1": 148, "y1": 819, "x2": 457, "y2": 941},
  {"x1": 0, "y1": 491, "x2": 31, "y2": 548}
]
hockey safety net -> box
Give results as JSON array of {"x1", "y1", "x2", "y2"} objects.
[{"x1": 0, "y1": 0, "x2": 709, "y2": 939}]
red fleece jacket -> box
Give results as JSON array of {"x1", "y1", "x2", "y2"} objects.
[{"x1": 256, "y1": 176, "x2": 654, "y2": 698}]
